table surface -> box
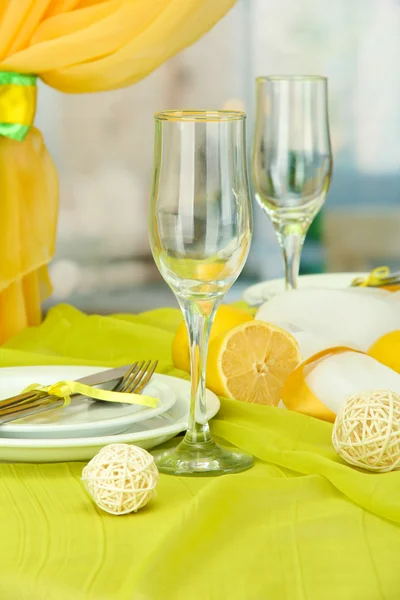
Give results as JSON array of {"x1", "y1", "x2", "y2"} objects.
[{"x1": 0, "y1": 304, "x2": 399, "y2": 600}]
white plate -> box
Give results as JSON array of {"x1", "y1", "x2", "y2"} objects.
[
  {"x1": 0, "y1": 367, "x2": 176, "y2": 439},
  {"x1": 242, "y1": 272, "x2": 367, "y2": 306},
  {"x1": 0, "y1": 372, "x2": 220, "y2": 462}
]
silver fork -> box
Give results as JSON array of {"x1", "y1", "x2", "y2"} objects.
[
  {"x1": 0, "y1": 360, "x2": 158, "y2": 424},
  {"x1": 0, "y1": 361, "x2": 141, "y2": 414},
  {"x1": 105, "y1": 360, "x2": 158, "y2": 397}
]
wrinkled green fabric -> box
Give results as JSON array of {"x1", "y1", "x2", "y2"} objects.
[{"x1": 0, "y1": 303, "x2": 398, "y2": 600}]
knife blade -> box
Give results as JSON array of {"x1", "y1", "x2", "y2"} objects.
[{"x1": 0, "y1": 365, "x2": 130, "y2": 412}]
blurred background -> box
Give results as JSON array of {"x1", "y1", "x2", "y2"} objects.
[{"x1": 37, "y1": 0, "x2": 400, "y2": 314}]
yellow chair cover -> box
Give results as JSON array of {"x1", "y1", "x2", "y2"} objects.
[{"x1": 0, "y1": 0, "x2": 235, "y2": 342}]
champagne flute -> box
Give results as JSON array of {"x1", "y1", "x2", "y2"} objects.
[
  {"x1": 252, "y1": 76, "x2": 333, "y2": 289},
  {"x1": 148, "y1": 110, "x2": 254, "y2": 476}
]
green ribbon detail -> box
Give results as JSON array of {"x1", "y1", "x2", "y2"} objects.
[
  {"x1": 0, "y1": 72, "x2": 37, "y2": 86},
  {"x1": 0, "y1": 72, "x2": 37, "y2": 141}
]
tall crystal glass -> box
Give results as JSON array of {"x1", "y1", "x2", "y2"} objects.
[
  {"x1": 149, "y1": 110, "x2": 254, "y2": 476},
  {"x1": 252, "y1": 76, "x2": 333, "y2": 289}
]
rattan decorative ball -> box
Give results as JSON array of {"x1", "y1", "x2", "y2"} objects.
[
  {"x1": 82, "y1": 443, "x2": 159, "y2": 514},
  {"x1": 332, "y1": 390, "x2": 400, "y2": 473}
]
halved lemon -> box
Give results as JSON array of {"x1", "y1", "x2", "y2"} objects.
[{"x1": 206, "y1": 320, "x2": 302, "y2": 405}]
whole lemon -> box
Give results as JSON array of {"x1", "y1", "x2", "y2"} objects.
[
  {"x1": 172, "y1": 305, "x2": 253, "y2": 373},
  {"x1": 368, "y1": 331, "x2": 400, "y2": 373}
]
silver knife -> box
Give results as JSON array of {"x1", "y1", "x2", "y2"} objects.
[{"x1": 0, "y1": 365, "x2": 130, "y2": 423}]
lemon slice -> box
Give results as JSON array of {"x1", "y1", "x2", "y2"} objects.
[{"x1": 206, "y1": 321, "x2": 301, "y2": 405}]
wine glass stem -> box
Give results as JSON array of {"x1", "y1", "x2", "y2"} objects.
[
  {"x1": 180, "y1": 299, "x2": 218, "y2": 445},
  {"x1": 278, "y1": 226, "x2": 305, "y2": 290}
]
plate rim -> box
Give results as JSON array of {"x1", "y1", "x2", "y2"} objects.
[
  {"x1": 242, "y1": 272, "x2": 368, "y2": 304},
  {"x1": 0, "y1": 367, "x2": 176, "y2": 436},
  {"x1": 0, "y1": 369, "x2": 220, "y2": 449}
]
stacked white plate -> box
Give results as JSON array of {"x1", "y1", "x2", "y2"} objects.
[
  {"x1": 0, "y1": 366, "x2": 220, "y2": 463},
  {"x1": 242, "y1": 272, "x2": 367, "y2": 306}
]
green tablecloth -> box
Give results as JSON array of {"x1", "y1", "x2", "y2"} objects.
[{"x1": 0, "y1": 304, "x2": 399, "y2": 600}]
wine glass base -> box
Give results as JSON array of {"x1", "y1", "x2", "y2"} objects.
[{"x1": 152, "y1": 438, "x2": 254, "y2": 476}]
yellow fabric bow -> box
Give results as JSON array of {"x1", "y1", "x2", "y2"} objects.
[{"x1": 23, "y1": 380, "x2": 158, "y2": 408}]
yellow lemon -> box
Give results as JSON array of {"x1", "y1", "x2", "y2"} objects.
[
  {"x1": 206, "y1": 320, "x2": 302, "y2": 405},
  {"x1": 368, "y1": 331, "x2": 400, "y2": 373},
  {"x1": 172, "y1": 305, "x2": 253, "y2": 373}
]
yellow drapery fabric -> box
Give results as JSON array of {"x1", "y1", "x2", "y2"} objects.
[{"x1": 0, "y1": 0, "x2": 236, "y2": 343}]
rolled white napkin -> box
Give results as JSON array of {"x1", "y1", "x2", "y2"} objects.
[
  {"x1": 256, "y1": 288, "x2": 400, "y2": 358},
  {"x1": 307, "y1": 351, "x2": 400, "y2": 414}
]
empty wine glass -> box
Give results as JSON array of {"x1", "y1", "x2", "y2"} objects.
[
  {"x1": 252, "y1": 76, "x2": 333, "y2": 289},
  {"x1": 148, "y1": 110, "x2": 254, "y2": 476}
]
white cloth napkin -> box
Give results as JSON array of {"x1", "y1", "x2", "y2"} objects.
[
  {"x1": 256, "y1": 288, "x2": 400, "y2": 359},
  {"x1": 306, "y1": 352, "x2": 400, "y2": 413}
]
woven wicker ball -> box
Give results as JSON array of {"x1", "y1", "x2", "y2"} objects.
[
  {"x1": 332, "y1": 390, "x2": 400, "y2": 473},
  {"x1": 82, "y1": 443, "x2": 159, "y2": 515}
]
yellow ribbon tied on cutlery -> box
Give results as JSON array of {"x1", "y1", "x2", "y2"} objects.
[
  {"x1": 23, "y1": 381, "x2": 158, "y2": 409},
  {"x1": 353, "y1": 266, "x2": 390, "y2": 286},
  {"x1": 353, "y1": 266, "x2": 400, "y2": 291}
]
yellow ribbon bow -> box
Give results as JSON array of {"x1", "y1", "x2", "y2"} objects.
[
  {"x1": 353, "y1": 266, "x2": 390, "y2": 287},
  {"x1": 23, "y1": 381, "x2": 158, "y2": 409},
  {"x1": 352, "y1": 266, "x2": 400, "y2": 291}
]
